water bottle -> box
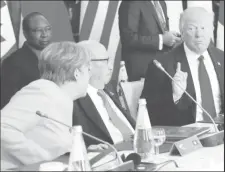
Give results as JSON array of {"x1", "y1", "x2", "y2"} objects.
[
  {"x1": 68, "y1": 125, "x2": 92, "y2": 171},
  {"x1": 133, "y1": 99, "x2": 154, "y2": 160}
]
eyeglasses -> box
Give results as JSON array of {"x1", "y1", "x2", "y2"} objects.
[{"x1": 30, "y1": 26, "x2": 52, "y2": 35}]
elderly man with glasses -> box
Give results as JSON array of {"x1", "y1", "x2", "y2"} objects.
[
  {"x1": 73, "y1": 40, "x2": 135, "y2": 150},
  {"x1": 1, "y1": 12, "x2": 52, "y2": 109}
]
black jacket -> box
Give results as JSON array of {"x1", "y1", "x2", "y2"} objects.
[{"x1": 1, "y1": 43, "x2": 40, "y2": 109}]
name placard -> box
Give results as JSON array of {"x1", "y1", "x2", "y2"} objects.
[{"x1": 170, "y1": 135, "x2": 203, "y2": 156}]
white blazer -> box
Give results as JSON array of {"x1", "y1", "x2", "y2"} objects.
[{"x1": 1, "y1": 79, "x2": 74, "y2": 170}]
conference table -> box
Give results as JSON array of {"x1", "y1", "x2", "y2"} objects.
[{"x1": 12, "y1": 123, "x2": 224, "y2": 171}]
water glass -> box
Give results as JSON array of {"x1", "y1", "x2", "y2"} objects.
[{"x1": 152, "y1": 128, "x2": 166, "y2": 155}]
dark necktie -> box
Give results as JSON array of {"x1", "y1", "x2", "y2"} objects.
[
  {"x1": 198, "y1": 55, "x2": 217, "y2": 121},
  {"x1": 97, "y1": 90, "x2": 133, "y2": 140},
  {"x1": 153, "y1": 1, "x2": 168, "y2": 32}
]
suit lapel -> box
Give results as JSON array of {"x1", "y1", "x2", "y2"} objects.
[
  {"x1": 78, "y1": 95, "x2": 111, "y2": 140},
  {"x1": 144, "y1": 1, "x2": 164, "y2": 33},
  {"x1": 207, "y1": 46, "x2": 224, "y2": 111},
  {"x1": 104, "y1": 88, "x2": 136, "y2": 129}
]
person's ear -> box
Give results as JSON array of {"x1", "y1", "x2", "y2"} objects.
[
  {"x1": 23, "y1": 30, "x2": 29, "y2": 40},
  {"x1": 74, "y1": 68, "x2": 81, "y2": 81}
]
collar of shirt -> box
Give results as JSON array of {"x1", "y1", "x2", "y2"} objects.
[
  {"x1": 87, "y1": 84, "x2": 99, "y2": 96},
  {"x1": 25, "y1": 41, "x2": 42, "y2": 58},
  {"x1": 184, "y1": 43, "x2": 209, "y2": 63},
  {"x1": 35, "y1": 79, "x2": 73, "y2": 118},
  {"x1": 37, "y1": 79, "x2": 73, "y2": 102}
]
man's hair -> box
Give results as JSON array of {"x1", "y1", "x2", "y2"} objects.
[
  {"x1": 77, "y1": 40, "x2": 108, "y2": 60},
  {"x1": 38, "y1": 41, "x2": 91, "y2": 85},
  {"x1": 22, "y1": 12, "x2": 45, "y2": 32},
  {"x1": 179, "y1": 7, "x2": 214, "y2": 33}
]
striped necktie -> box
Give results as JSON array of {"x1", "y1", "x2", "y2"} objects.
[
  {"x1": 198, "y1": 55, "x2": 217, "y2": 122},
  {"x1": 97, "y1": 90, "x2": 133, "y2": 140},
  {"x1": 153, "y1": 1, "x2": 168, "y2": 32}
]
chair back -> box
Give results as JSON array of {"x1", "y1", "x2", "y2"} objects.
[{"x1": 119, "y1": 79, "x2": 145, "y2": 120}]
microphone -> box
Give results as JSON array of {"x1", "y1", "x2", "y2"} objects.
[
  {"x1": 123, "y1": 153, "x2": 179, "y2": 171},
  {"x1": 153, "y1": 60, "x2": 224, "y2": 147},
  {"x1": 35, "y1": 111, "x2": 132, "y2": 168},
  {"x1": 124, "y1": 153, "x2": 141, "y2": 166}
]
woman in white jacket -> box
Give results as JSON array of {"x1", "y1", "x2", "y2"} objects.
[{"x1": 1, "y1": 41, "x2": 92, "y2": 170}]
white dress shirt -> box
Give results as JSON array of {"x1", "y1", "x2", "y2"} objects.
[
  {"x1": 87, "y1": 85, "x2": 134, "y2": 144},
  {"x1": 184, "y1": 44, "x2": 221, "y2": 121}
]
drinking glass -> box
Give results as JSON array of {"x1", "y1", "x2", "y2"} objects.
[{"x1": 152, "y1": 128, "x2": 166, "y2": 155}]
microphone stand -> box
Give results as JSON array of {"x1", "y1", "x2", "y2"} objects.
[{"x1": 36, "y1": 111, "x2": 123, "y2": 165}]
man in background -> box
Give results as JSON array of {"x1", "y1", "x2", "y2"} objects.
[
  {"x1": 119, "y1": 0, "x2": 181, "y2": 81},
  {"x1": 73, "y1": 40, "x2": 135, "y2": 148},
  {"x1": 142, "y1": 7, "x2": 224, "y2": 126},
  {"x1": 1, "y1": 12, "x2": 52, "y2": 109}
]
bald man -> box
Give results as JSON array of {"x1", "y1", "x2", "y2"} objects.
[
  {"x1": 141, "y1": 7, "x2": 224, "y2": 126},
  {"x1": 73, "y1": 40, "x2": 135, "y2": 148},
  {"x1": 1, "y1": 12, "x2": 52, "y2": 109}
]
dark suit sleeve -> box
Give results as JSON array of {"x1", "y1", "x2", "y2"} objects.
[
  {"x1": 141, "y1": 61, "x2": 193, "y2": 126},
  {"x1": 1, "y1": 60, "x2": 23, "y2": 109},
  {"x1": 119, "y1": 2, "x2": 160, "y2": 50}
]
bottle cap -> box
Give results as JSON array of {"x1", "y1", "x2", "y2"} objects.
[
  {"x1": 72, "y1": 125, "x2": 83, "y2": 132},
  {"x1": 140, "y1": 78, "x2": 145, "y2": 82},
  {"x1": 120, "y1": 61, "x2": 125, "y2": 66},
  {"x1": 139, "y1": 98, "x2": 146, "y2": 104}
]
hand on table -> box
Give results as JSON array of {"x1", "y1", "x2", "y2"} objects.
[{"x1": 87, "y1": 144, "x2": 109, "y2": 152}]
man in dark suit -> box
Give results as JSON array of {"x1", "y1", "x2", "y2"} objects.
[
  {"x1": 118, "y1": 0, "x2": 181, "y2": 81},
  {"x1": 73, "y1": 40, "x2": 135, "y2": 149},
  {"x1": 141, "y1": 7, "x2": 224, "y2": 126},
  {"x1": 1, "y1": 12, "x2": 52, "y2": 109}
]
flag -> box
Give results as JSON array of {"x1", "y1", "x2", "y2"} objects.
[
  {"x1": 18, "y1": 0, "x2": 74, "y2": 47},
  {"x1": 1, "y1": 1, "x2": 17, "y2": 60},
  {"x1": 187, "y1": 1, "x2": 213, "y2": 12},
  {"x1": 216, "y1": 1, "x2": 224, "y2": 51},
  {"x1": 70, "y1": 1, "x2": 81, "y2": 42},
  {"x1": 79, "y1": 0, "x2": 122, "y2": 86},
  {"x1": 165, "y1": 1, "x2": 183, "y2": 32},
  {"x1": 7, "y1": 1, "x2": 21, "y2": 47}
]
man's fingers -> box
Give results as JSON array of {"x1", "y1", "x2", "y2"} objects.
[
  {"x1": 174, "y1": 36, "x2": 181, "y2": 42},
  {"x1": 174, "y1": 72, "x2": 188, "y2": 81},
  {"x1": 99, "y1": 144, "x2": 109, "y2": 150},
  {"x1": 176, "y1": 62, "x2": 181, "y2": 72},
  {"x1": 88, "y1": 144, "x2": 108, "y2": 151},
  {"x1": 87, "y1": 145, "x2": 97, "y2": 150},
  {"x1": 184, "y1": 72, "x2": 188, "y2": 79}
]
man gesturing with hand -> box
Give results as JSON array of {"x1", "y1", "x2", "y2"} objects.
[
  {"x1": 172, "y1": 62, "x2": 188, "y2": 103},
  {"x1": 141, "y1": 7, "x2": 224, "y2": 126}
]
